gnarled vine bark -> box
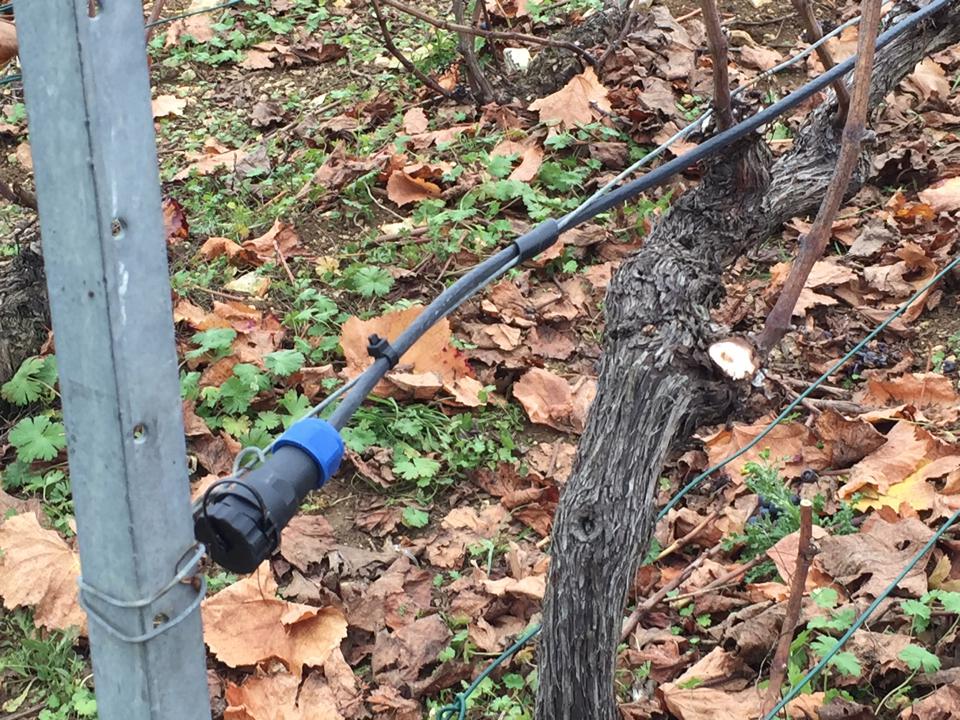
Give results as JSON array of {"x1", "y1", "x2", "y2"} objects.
[{"x1": 535, "y1": 4, "x2": 960, "y2": 719}]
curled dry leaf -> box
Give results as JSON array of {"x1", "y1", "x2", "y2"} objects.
[
  {"x1": 163, "y1": 197, "x2": 190, "y2": 245},
  {"x1": 340, "y1": 305, "x2": 480, "y2": 405},
  {"x1": 0, "y1": 20, "x2": 17, "y2": 68},
  {"x1": 173, "y1": 138, "x2": 250, "y2": 181},
  {"x1": 839, "y1": 421, "x2": 958, "y2": 502},
  {"x1": 857, "y1": 372, "x2": 960, "y2": 423},
  {"x1": 528, "y1": 67, "x2": 611, "y2": 129},
  {"x1": 241, "y1": 219, "x2": 301, "y2": 264},
  {"x1": 152, "y1": 94, "x2": 187, "y2": 118},
  {"x1": 0, "y1": 512, "x2": 85, "y2": 633},
  {"x1": 490, "y1": 139, "x2": 544, "y2": 183},
  {"x1": 201, "y1": 564, "x2": 348, "y2": 676},
  {"x1": 701, "y1": 419, "x2": 822, "y2": 481},
  {"x1": 371, "y1": 614, "x2": 451, "y2": 685},
  {"x1": 385, "y1": 170, "x2": 441, "y2": 207},
  {"x1": 512, "y1": 368, "x2": 596, "y2": 434},
  {"x1": 918, "y1": 176, "x2": 960, "y2": 213},
  {"x1": 816, "y1": 514, "x2": 933, "y2": 598},
  {"x1": 224, "y1": 671, "x2": 342, "y2": 720},
  {"x1": 401, "y1": 107, "x2": 429, "y2": 135}
]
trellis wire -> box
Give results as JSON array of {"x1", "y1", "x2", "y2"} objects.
[
  {"x1": 583, "y1": 12, "x2": 863, "y2": 212},
  {"x1": 435, "y1": 254, "x2": 960, "y2": 719}
]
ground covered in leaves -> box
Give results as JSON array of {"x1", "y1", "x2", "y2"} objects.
[{"x1": 1, "y1": 0, "x2": 960, "y2": 718}]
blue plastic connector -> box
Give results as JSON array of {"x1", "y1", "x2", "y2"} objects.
[{"x1": 274, "y1": 418, "x2": 344, "y2": 487}]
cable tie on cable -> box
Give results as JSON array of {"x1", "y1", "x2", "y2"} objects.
[
  {"x1": 512, "y1": 218, "x2": 560, "y2": 263},
  {"x1": 367, "y1": 333, "x2": 400, "y2": 368},
  {"x1": 78, "y1": 543, "x2": 206, "y2": 644}
]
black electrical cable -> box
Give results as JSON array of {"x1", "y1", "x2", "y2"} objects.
[
  {"x1": 327, "y1": 0, "x2": 954, "y2": 431},
  {"x1": 561, "y1": 0, "x2": 952, "y2": 229}
]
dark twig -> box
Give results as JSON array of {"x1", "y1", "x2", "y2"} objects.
[
  {"x1": 598, "y1": 0, "x2": 643, "y2": 69},
  {"x1": 791, "y1": 0, "x2": 851, "y2": 122},
  {"x1": 758, "y1": 0, "x2": 881, "y2": 354},
  {"x1": 0, "y1": 178, "x2": 37, "y2": 211},
  {"x1": 656, "y1": 509, "x2": 720, "y2": 562},
  {"x1": 762, "y1": 500, "x2": 815, "y2": 715},
  {"x1": 381, "y1": 0, "x2": 598, "y2": 70},
  {"x1": 620, "y1": 544, "x2": 722, "y2": 641},
  {"x1": 144, "y1": 0, "x2": 168, "y2": 42},
  {"x1": 369, "y1": 0, "x2": 455, "y2": 99},
  {"x1": 454, "y1": 0, "x2": 494, "y2": 103},
  {"x1": 700, "y1": 0, "x2": 733, "y2": 129}
]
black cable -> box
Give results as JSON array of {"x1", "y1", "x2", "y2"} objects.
[
  {"x1": 560, "y1": 0, "x2": 953, "y2": 229},
  {"x1": 328, "y1": 0, "x2": 954, "y2": 431},
  {"x1": 328, "y1": 248, "x2": 521, "y2": 428}
]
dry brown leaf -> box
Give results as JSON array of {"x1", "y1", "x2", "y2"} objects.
[
  {"x1": 242, "y1": 220, "x2": 301, "y2": 264},
  {"x1": 280, "y1": 515, "x2": 337, "y2": 573},
  {"x1": 858, "y1": 372, "x2": 960, "y2": 422},
  {"x1": 366, "y1": 686, "x2": 420, "y2": 720},
  {"x1": 766, "y1": 525, "x2": 833, "y2": 591},
  {"x1": 152, "y1": 94, "x2": 187, "y2": 118},
  {"x1": 425, "y1": 505, "x2": 509, "y2": 569},
  {"x1": 482, "y1": 574, "x2": 545, "y2": 599},
  {"x1": 340, "y1": 305, "x2": 479, "y2": 405},
  {"x1": 385, "y1": 170, "x2": 441, "y2": 206},
  {"x1": 371, "y1": 614, "x2": 451, "y2": 684},
  {"x1": 839, "y1": 421, "x2": 954, "y2": 500},
  {"x1": 512, "y1": 368, "x2": 596, "y2": 434},
  {"x1": 918, "y1": 176, "x2": 960, "y2": 213},
  {"x1": 903, "y1": 58, "x2": 950, "y2": 102},
  {"x1": 813, "y1": 409, "x2": 887, "y2": 468},
  {"x1": 199, "y1": 236, "x2": 258, "y2": 266},
  {"x1": 224, "y1": 671, "x2": 342, "y2": 720},
  {"x1": 174, "y1": 139, "x2": 249, "y2": 181},
  {"x1": 486, "y1": 0, "x2": 528, "y2": 18},
  {"x1": 165, "y1": 0, "x2": 217, "y2": 45},
  {"x1": 0, "y1": 512, "x2": 85, "y2": 633},
  {"x1": 348, "y1": 556, "x2": 433, "y2": 632},
  {"x1": 528, "y1": 67, "x2": 611, "y2": 129},
  {"x1": 401, "y1": 107, "x2": 429, "y2": 135},
  {"x1": 901, "y1": 684, "x2": 960, "y2": 719},
  {"x1": 490, "y1": 139, "x2": 544, "y2": 182},
  {"x1": 739, "y1": 44, "x2": 783, "y2": 71},
  {"x1": 702, "y1": 420, "x2": 822, "y2": 481},
  {"x1": 202, "y1": 564, "x2": 348, "y2": 676},
  {"x1": 816, "y1": 514, "x2": 933, "y2": 598},
  {"x1": 0, "y1": 20, "x2": 17, "y2": 68}
]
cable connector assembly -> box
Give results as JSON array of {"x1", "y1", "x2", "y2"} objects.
[
  {"x1": 194, "y1": 419, "x2": 345, "y2": 573},
  {"x1": 367, "y1": 333, "x2": 401, "y2": 368}
]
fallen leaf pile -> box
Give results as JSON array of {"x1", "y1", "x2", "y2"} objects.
[{"x1": 3, "y1": 1, "x2": 960, "y2": 719}]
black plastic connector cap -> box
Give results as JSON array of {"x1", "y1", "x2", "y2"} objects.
[{"x1": 194, "y1": 446, "x2": 319, "y2": 573}]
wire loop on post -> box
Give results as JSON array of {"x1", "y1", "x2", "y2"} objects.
[{"x1": 77, "y1": 543, "x2": 206, "y2": 644}]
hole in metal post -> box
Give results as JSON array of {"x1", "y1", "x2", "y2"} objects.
[
  {"x1": 133, "y1": 424, "x2": 147, "y2": 443},
  {"x1": 88, "y1": 0, "x2": 102, "y2": 17},
  {"x1": 111, "y1": 218, "x2": 125, "y2": 238}
]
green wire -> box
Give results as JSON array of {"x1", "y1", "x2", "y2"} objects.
[
  {"x1": 436, "y1": 624, "x2": 541, "y2": 720},
  {"x1": 436, "y1": 253, "x2": 960, "y2": 719},
  {"x1": 658, "y1": 252, "x2": 960, "y2": 521},
  {"x1": 764, "y1": 507, "x2": 960, "y2": 719},
  {"x1": 145, "y1": 0, "x2": 242, "y2": 29}
]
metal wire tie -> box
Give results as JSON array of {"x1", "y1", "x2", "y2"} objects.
[{"x1": 77, "y1": 542, "x2": 206, "y2": 644}]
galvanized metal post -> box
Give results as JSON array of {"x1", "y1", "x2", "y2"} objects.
[{"x1": 15, "y1": 3, "x2": 212, "y2": 720}]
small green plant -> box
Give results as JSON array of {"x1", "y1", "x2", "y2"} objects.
[
  {"x1": 724, "y1": 457, "x2": 857, "y2": 581},
  {"x1": 2, "y1": 356, "x2": 58, "y2": 406},
  {"x1": 0, "y1": 610, "x2": 95, "y2": 719},
  {"x1": 8, "y1": 415, "x2": 67, "y2": 463},
  {"x1": 783, "y1": 587, "x2": 861, "y2": 695}
]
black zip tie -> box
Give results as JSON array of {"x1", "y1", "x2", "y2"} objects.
[
  {"x1": 367, "y1": 333, "x2": 400, "y2": 368},
  {"x1": 77, "y1": 543, "x2": 206, "y2": 644}
]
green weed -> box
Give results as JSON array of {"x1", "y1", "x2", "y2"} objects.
[{"x1": 0, "y1": 610, "x2": 94, "y2": 720}]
